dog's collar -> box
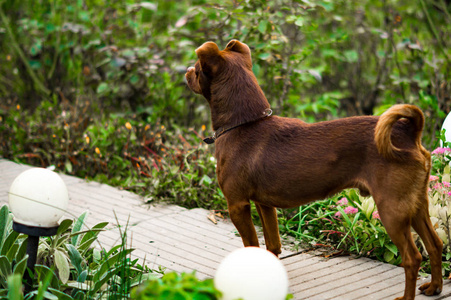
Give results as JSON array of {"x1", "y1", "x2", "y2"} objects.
[{"x1": 203, "y1": 108, "x2": 273, "y2": 144}]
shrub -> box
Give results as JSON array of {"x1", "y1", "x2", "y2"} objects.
[
  {"x1": 0, "y1": 99, "x2": 225, "y2": 210},
  {"x1": 0, "y1": 205, "x2": 157, "y2": 299},
  {"x1": 131, "y1": 272, "x2": 221, "y2": 300}
]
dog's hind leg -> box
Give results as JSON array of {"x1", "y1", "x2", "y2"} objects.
[
  {"x1": 377, "y1": 202, "x2": 422, "y2": 300},
  {"x1": 228, "y1": 200, "x2": 260, "y2": 248},
  {"x1": 255, "y1": 203, "x2": 282, "y2": 256},
  {"x1": 411, "y1": 196, "x2": 443, "y2": 296}
]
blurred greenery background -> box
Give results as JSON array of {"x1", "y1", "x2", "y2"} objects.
[{"x1": 1, "y1": 0, "x2": 451, "y2": 274}]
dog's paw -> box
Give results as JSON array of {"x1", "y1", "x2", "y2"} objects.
[{"x1": 419, "y1": 281, "x2": 442, "y2": 296}]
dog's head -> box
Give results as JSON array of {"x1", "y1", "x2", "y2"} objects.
[{"x1": 185, "y1": 40, "x2": 253, "y2": 101}]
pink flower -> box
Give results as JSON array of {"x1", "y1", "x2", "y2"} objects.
[
  {"x1": 433, "y1": 183, "x2": 443, "y2": 190},
  {"x1": 429, "y1": 175, "x2": 439, "y2": 181},
  {"x1": 443, "y1": 181, "x2": 451, "y2": 188},
  {"x1": 448, "y1": 191, "x2": 451, "y2": 196},
  {"x1": 372, "y1": 211, "x2": 380, "y2": 220},
  {"x1": 335, "y1": 205, "x2": 358, "y2": 218},
  {"x1": 431, "y1": 147, "x2": 451, "y2": 155},
  {"x1": 337, "y1": 198, "x2": 348, "y2": 206},
  {"x1": 344, "y1": 206, "x2": 358, "y2": 214}
]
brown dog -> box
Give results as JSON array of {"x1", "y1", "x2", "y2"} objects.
[{"x1": 185, "y1": 40, "x2": 443, "y2": 300}]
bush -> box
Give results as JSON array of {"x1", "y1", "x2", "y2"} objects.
[
  {"x1": 131, "y1": 272, "x2": 221, "y2": 300},
  {"x1": 0, "y1": 205, "x2": 157, "y2": 299},
  {"x1": 0, "y1": 98, "x2": 225, "y2": 210}
]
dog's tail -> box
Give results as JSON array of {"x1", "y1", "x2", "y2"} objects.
[{"x1": 374, "y1": 104, "x2": 427, "y2": 161}]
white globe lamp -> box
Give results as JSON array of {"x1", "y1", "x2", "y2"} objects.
[
  {"x1": 8, "y1": 167, "x2": 69, "y2": 290},
  {"x1": 9, "y1": 168, "x2": 68, "y2": 229},
  {"x1": 214, "y1": 247, "x2": 289, "y2": 300},
  {"x1": 442, "y1": 111, "x2": 451, "y2": 145}
]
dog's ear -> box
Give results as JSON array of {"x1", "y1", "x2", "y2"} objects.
[
  {"x1": 225, "y1": 40, "x2": 251, "y2": 57},
  {"x1": 195, "y1": 41, "x2": 223, "y2": 76}
]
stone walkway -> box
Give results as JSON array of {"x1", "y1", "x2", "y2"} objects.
[{"x1": 0, "y1": 159, "x2": 450, "y2": 299}]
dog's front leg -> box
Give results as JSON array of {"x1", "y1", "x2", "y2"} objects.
[
  {"x1": 228, "y1": 200, "x2": 260, "y2": 248},
  {"x1": 255, "y1": 203, "x2": 282, "y2": 256}
]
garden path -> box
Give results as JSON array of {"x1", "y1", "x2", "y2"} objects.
[{"x1": 0, "y1": 158, "x2": 450, "y2": 299}]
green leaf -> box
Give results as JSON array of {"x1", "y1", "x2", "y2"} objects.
[
  {"x1": 57, "y1": 219, "x2": 73, "y2": 236},
  {"x1": 7, "y1": 274, "x2": 23, "y2": 300},
  {"x1": 92, "y1": 248, "x2": 134, "y2": 283},
  {"x1": 295, "y1": 16, "x2": 304, "y2": 27},
  {"x1": 343, "y1": 50, "x2": 358, "y2": 63},
  {"x1": 0, "y1": 256, "x2": 11, "y2": 278},
  {"x1": 54, "y1": 250, "x2": 70, "y2": 284},
  {"x1": 258, "y1": 20, "x2": 268, "y2": 34},
  {"x1": 6, "y1": 243, "x2": 18, "y2": 262},
  {"x1": 383, "y1": 250, "x2": 395, "y2": 263},
  {"x1": 96, "y1": 83, "x2": 109, "y2": 94},
  {"x1": 130, "y1": 74, "x2": 140, "y2": 85},
  {"x1": 66, "y1": 244, "x2": 83, "y2": 275},
  {"x1": 16, "y1": 240, "x2": 28, "y2": 262},
  {"x1": 29, "y1": 60, "x2": 42, "y2": 69},
  {"x1": 77, "y1": 270, "x2": 87, "y2": 283},
  {"x1": 78, "y1": 222, "x2": 108, "y2": 248},
  {"x1": 65, "y1": 160, "x2": 73, "y2": 173},
  {"x1": 1, "y1": 230, "x2": 19, "y2": 256},
  {"x1": 385, "y1": 243, "x2": 398, "y2": 255},
  {"x1": 0, "y1": 205, "x2": 10, "y2": 247},
  {"x1": 47, "y1": 288, "x2": 74, "y2": 300},
  {"x1": 257, "y1": 53, "x2": 271, "y2": 60},
  {"x1": 66, "y1": 281, "x2": 90, "y2": 291},
  {"x1": 89, "y1": 265, "x2": 123, "y2": 296},
  {"x1": 200, "y1": 175, "x2": 212, "y2": 185},
  {"x1": 71, "y1": 212, "x2": 88, "y2": 246},
  {"x1": 13, "y1": 254, "x2": 28, "y2": 277},
  {"x1": 34, "y1": 265, "x2": 60, "y2": 290}
]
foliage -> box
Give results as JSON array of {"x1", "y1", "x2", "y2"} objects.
[
  {"x1": 424, "y1": 133, "x2": 451, "y2": 276},
  {"x1": 333, "y1": 191, "x2": 401, "y2": 265},
  {"x1": 1, "y1": 0, "x2": 450, "y2": 140},
  {"x1": 131, "y1": 272, "x2": 221, "y2": 300},
  {"x1": 0, "y1": 205, "x2": 157, "y2": 299},
  {"x1": 0, "y1": 98, "x2": 225, "y2": 210},
  {"x1": 280, "y1": 190, "x2": 400, "y2": 265}
]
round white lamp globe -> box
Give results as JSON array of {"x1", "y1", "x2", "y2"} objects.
[
  {"x1": 442, "y1": 111, "x2": 451, "y2": 144},
  {"x1": 214, "y1": 247, "x2": 289, "y2": 300},
  {"x1": 8, "y1": 168, "x2": 69, "y2": 228}
]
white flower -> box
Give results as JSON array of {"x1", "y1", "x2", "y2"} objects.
[
  {"x1": 439, "y1": 207, "x2": 449, "y2": 222},
  {"x1": 436, "y1": 228, "x2": 448, "y2": 245}
]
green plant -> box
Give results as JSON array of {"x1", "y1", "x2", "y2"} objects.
[
  {"x1": 131, "y1": 271, "x2": 221, "y2": 300},
  {"x1": 421, "y1": 131, "x2": 451, "y2": 277},
  {"x1": 0, "y1": 205, "x2": 156, "y2": 299},
  {"x1": 334, "y1": 191, "x2": 401, "y2": 265},
  {"x1": 280, "y1": 190, "x2": 400, "y2": 264}
]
